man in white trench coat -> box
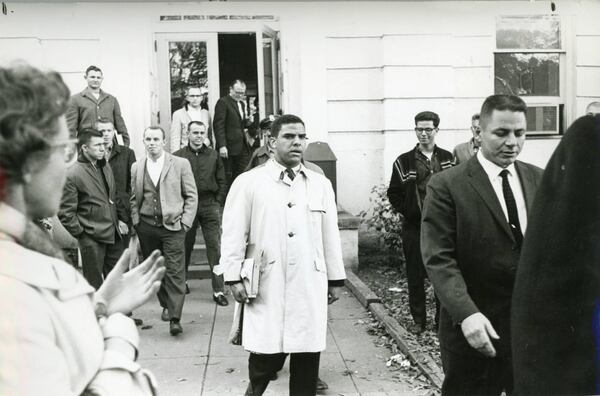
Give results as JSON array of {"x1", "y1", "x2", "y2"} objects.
[{"x1": 218, "y1": 114, "x2": 347, "y2": 396}]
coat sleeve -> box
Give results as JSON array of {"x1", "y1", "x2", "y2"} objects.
[
  {"x1": 321, "y1": 179, "x2": 346, "y2": 282},
  {"x1": 130, "y1": 162, "x2": 139, "y2": 227},
  {"x1": 170, "y1": 110, "x2": 182, "y2": 153},
  {"x1": 58, "y1": 174, "x2": 84, "y2": 238},
  {"x1": 218, "y1": 175, "x2": 252, "y2": 282},
  {"x1": 213, "y1": 99, "x2": 227, "y2": 150},
  {"x1": 179, "y1": 159, "x2": 198, "y2": 229},
  {"x1": 386, "y1": 159, "x2": 405, "y2": 215},
  {"x1": 215, "y1": 156, "x2": 227, "y2": 205},
  {"x1": 0, "y1": 280, "x2": 78, "y2": 396},
  {"x1": 65, "y1": 96, "x2": 79, "y2": 138},
  {"x1": 421, "y1": 174, "x2": 479, "y2": 324},
  {"x1": 112, "y1": 98, "x2": 129, "y2": 147},
  {"x1": 124, "y1": 150, "x2": 136, "y2": 224}
]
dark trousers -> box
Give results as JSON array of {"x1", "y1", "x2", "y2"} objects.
[
  {"x1": 78, "y1": 233, "x2": 124, "y2": 290},
  {"x1": 184, "y1": 197, "x2": 224, "y2": 293},
  {"x1": 137, "y1": 221, "x2": 186, "y2": 319},
  {"x1": 223, "y1": 153, "x2": 251, "y2": 188},
  {"x1": 245, "y1": 352, "x2": 320, "y2": 396},
  {"x1": 441, "y1": 347, "x2": 513, "y2": 396},
  {"x1": 402, "y1": 226, "x2": 440, "y2": 326}
]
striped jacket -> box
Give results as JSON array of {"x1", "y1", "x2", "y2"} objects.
[{"x1": 387, "y1": 145, "x2": 453, "y2": 226}]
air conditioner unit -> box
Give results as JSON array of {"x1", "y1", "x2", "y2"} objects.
[{"x1": 526, "y1": 104, "x2": 563, "y2": 136}]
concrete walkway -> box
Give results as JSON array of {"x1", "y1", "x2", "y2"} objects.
[{"x1": 135, "y1": 279, "x2": 433, "y2": 396}]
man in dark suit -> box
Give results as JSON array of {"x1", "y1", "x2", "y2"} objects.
[
  {"x1": 421, "y1": 94, "x2": 543, "y2": 395},
  {"x1": 131, "y1": 126, "x2": 198, "y2": 336},
  {"x1": 213, "y1": 79, "x2": 252, "y2": 186}
]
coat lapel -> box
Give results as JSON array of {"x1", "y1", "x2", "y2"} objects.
[
  {"x1": 136, "y1": 158, "x2": 145, "y2": 209},
  {"x1": 467, "y1": 157, "x2": 514, "y2": 241},
  {"x1": 515, "y1": 161, "x2": 537, "y2": 214},
  {"x1": 81, "y1": 162, "x2": 109, "y2": 201},
  {"x1": 159, "y1": 153, "x2": 174, "y2": 186}
]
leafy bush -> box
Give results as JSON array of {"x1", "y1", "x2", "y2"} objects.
[{"x1": 359, "y1": 184, "x2": 404, "y2": 254}]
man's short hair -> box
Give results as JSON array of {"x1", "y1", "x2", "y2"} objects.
[
  {"x1": 480, "y1": 95, "x2": 527, "y2": 128},
  {"x1": 415, "y1": 111, "x2": 440, "y2": 128},
  {"x1": 230, "y1": 79, "x2": 246, "y2": 89},
  {"x1": 143, "y1": 125, "x2": 166, "y2": 140},
  {"x1": 78, "y1": 128, "x2": 103, "y2": 147},
  {"x1": 585, "y1": 101, "x2": 600, "y2": 115},
  {"x1": 271, "y1": 114, "x2": 305, "y2": 138},
  {"x1": 85, "y1": 65, "x2": 102, "y2": 75},
  {"x1": 187, "y1": 120, "x2": 206, "y2": 130},
  {"x1": 472, "y1": 113, "x2": 480, "y2": 122},
  {"x1": 96, "y1": 117, "x2": 114, "y2": 129}
]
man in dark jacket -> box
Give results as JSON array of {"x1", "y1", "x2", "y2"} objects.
[
  {"x1": 387, "y1": 111, "x2": 453, "y2": 334},
  {"x1": 174, "y1": 121, "x2": 228, "y2": 306},
  {"x1": 213, "y1": 79, "x2": 253, "y2": 187},
  {"x1": 97, "y1": 118, "x2": 136, "y2": 244},
  {"x1": 58, "y1": 128, "x2": 124, "y2": 289},
  {"x1": 66, "y1": 65, "x2": 130, "y2": 146}
]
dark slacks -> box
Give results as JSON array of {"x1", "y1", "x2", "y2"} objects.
[
  {"x1": 223, "y1": 153, "x2": 251, "y2": 188},
  {"x1": 78, "y1": 233, "x2": 124, "y2": 290},
  {"x1": 137, "y1": 221, "x2": 186, "y2": 319},
  {"x1": 184, "y1": 197, "x2": 224, "y2": 293},
  {"x1": 245, "y1": 352, "x2": 321, "y2": 396},
  {"x1": 441, "y1": 347, "x2": 513, "y2": 396},
  {"x1": 402, "y1": 225, "x2": 440, "y2": 326}
]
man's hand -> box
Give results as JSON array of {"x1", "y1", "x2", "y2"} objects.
[
  {"x1": 97, "y1": 249, "x2": 166, "y2": 315},
  {"x1": 118, "y1": 220, "x2": 129, "y2": 236},
  {"x1": 328, "y1": 286, "x2": 341, "y2": 305},
  {"x1": 219, "y1": 147, "x2": 228, "y2": 158},
  {"x1": 229, "y1": 282, "x2": 249, "y2": 304},
  {"x1": 460, "y1": 312, "x2": 500, "y2": 358}
]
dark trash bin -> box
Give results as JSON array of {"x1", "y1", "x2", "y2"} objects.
[{"x1": 304, "y1": 141, "x2": 337, "y2": 199}]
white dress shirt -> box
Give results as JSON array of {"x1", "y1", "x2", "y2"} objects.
[
  {"x1": 146, "y1": 151, "x2": 165, "y2": 186},
  {"x1": 476, "y1": 151, "x2": 528, "y2": 233},
  {"x1": 237, "y1": 100, "x2": 246, "y2": 119}
]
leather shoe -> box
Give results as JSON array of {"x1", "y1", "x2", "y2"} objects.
[
  {"x1": 161, "y1": 308, "x2": 169, "y2": 322},
  {"x1": 185, "y1": 283, "x2": 190, "y2": 295},
  {"x1": 213, "y1": 294, "x2": 229, "y2": 306},
  {"x1": 316, "y1": 377, "x2": 328, "y2": 392},
  {"x1": 170, "y1": 320, "x2": 183, "y2": 336}
]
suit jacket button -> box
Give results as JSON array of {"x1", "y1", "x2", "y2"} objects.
[{"x1": 288, "y1": 232, "x2": 295, "y2": 237}]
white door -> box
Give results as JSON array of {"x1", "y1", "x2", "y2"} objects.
[{"x1": 155, "y1": 33, "x2": 219, "y2": 151}]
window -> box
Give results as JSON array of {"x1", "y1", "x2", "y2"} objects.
[{"x1": 494, "y1": 15, "x2": 564, "y2": 135}]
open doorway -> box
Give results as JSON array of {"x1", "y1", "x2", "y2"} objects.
[{"x1": 218, "y1": 33, "x2": 258, "y2": 106}]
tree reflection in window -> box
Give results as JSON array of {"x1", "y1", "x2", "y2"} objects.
[
  {"x1": 495, "y1": 53, "x2": 559, "y2": 96},
  {"x1": 169, "y1": 41, "x2": 208, "y2": 113}
]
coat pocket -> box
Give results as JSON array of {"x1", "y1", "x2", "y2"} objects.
[{"x1": 308, "y1": 204, "x2": 326, "y2": 272}]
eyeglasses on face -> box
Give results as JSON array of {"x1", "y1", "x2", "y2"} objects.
[
  {"x1": 415, "y1": 127, "x2": 437, "y2": 134},
  {"x1": 48, "y1": 138, "x2": 79, "y2": 165}
]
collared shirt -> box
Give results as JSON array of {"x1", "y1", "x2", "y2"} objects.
[
  {"x1": 146, "y1": 151, "x2": 165, "y2": 186},
  {"x1": 476, "y1": 151, "x2": 528, "y2": 233},
  {"x1": 237, "y1": 101, "x2": 246, "y2": 119},
  {"x1": 271, "y1": 159, "x2": 302, "y2": 183},
  {"x1": 415, "y1": 146, "x2": 443, "y2": 209},
  {"x1": 187, "y1": 106, "x2": 204, "y2": 122}
]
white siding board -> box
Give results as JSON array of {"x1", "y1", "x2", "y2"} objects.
[
  {"x1": 454, "y1": 67, "x2": 492, "y2": 98},
  {"x1": 383, "y1": 98, "x2": 453, "y2": 131},
  {"x1": 453, "y1": 35, "x2": 494, "y2": 67},
  {"x1": 382, "y1": 34, "x2": 453, "y2": 66},
  {"x1": 576, "y1": 36, "x2": 600, "y2": 66},
  {"x1": 327, "y1": 68, "x2": 382, "y2": 100},
  {"x1": 325, "y1": 37, "x2": 381, "y2": 69},
  {"x1": 327, "y1": 101, "x2": 383, "y2": 132},
  {"x1": 383, "y1": 66, "x2": 454, "y2": 98},
  {"x1": 576, "y1": 67, "x2": 600, "y2": 97},
  {"x1": 41, "y1": 39, "x2": 101, "y2": 73},
  {"x1": 0, "y1": 38, "x2": 43, "y2": 66}
]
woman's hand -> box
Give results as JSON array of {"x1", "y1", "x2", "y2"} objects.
[{"x1": 97, "y1": 248, "x2": 166, "y2": 315}]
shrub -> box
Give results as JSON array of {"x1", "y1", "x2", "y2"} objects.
[{"x1": 359, "y1": 184, "x2": 404, "y2": 254}]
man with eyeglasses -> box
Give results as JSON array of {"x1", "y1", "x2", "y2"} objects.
[
  {"x1": 217, "y1": 114, "x2": 346, "y2": 396},
  {"x1": 213, "y1": 79, "x2": 254, "y2": 188},
  {"x1": 387, "y1": 111, "x2": 453, "y2": 334},
  {"x1": 170, "y1": 86, "x2": 212, "y2": 152},
  {"x1": 59, "y1": 128, "x2": 124, "y2": 290},
  {"x1": 453, "y1": 113, "x2": 481, "y2": 165}
]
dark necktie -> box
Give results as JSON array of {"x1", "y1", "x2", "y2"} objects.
[
  {"x1": 499, "y1": 169, "x2": 523, "y2": 246},
  {"x1": 285, "y1": 168, "x2": 295, "y2": 181},
  {"x1": 239, "y1": 101, "x2": 246, "y2": 118}
]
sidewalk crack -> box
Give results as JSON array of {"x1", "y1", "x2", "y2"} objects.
[{"x1": 200, "y1": 303, "x2": 218, "y2": 396}]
